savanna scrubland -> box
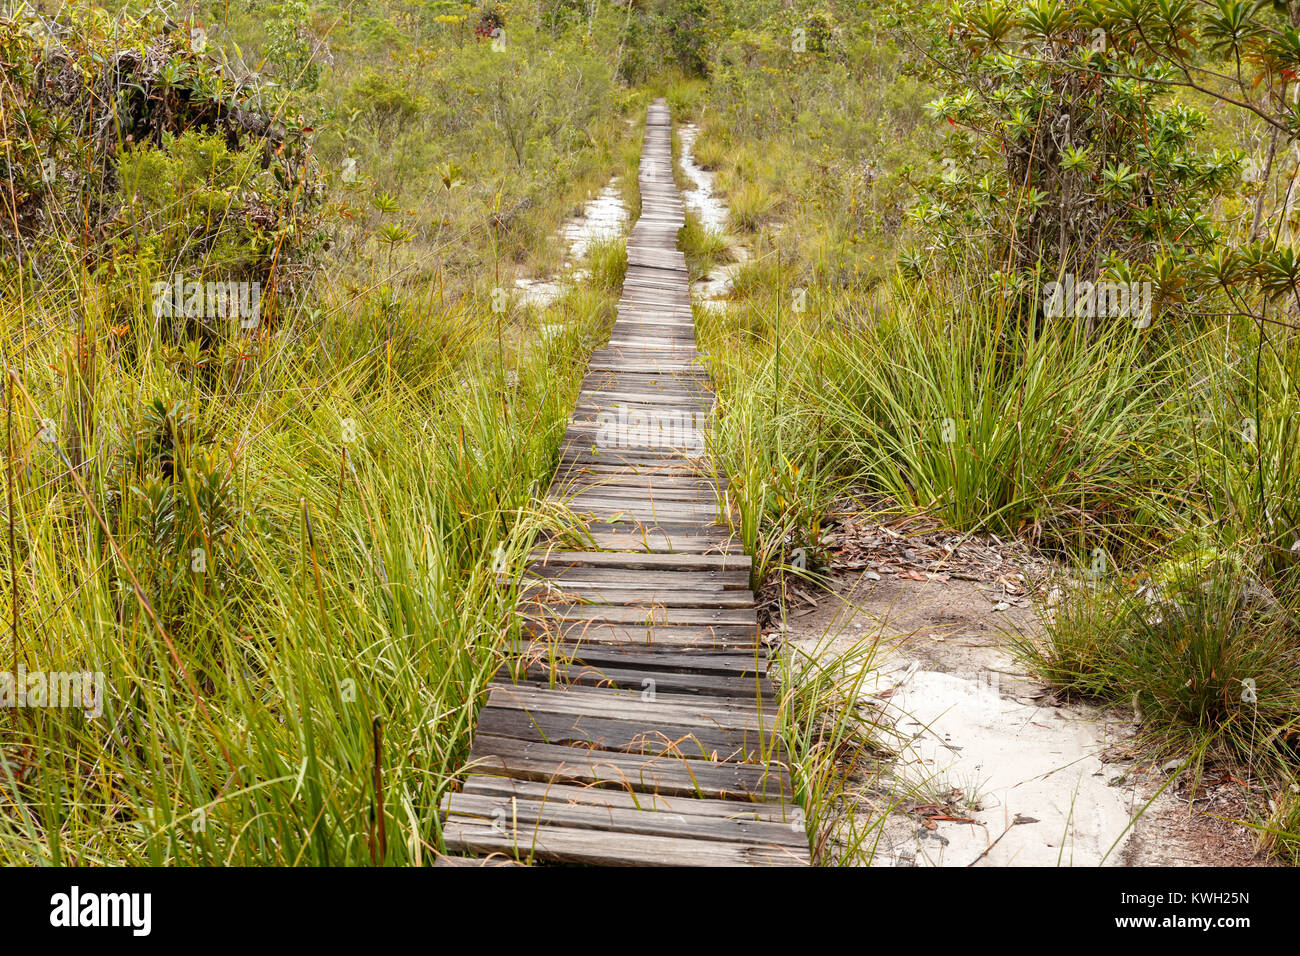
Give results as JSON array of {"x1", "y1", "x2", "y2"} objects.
[{"x1": 2, "y1": 0, "x2": 1298, "y2": 864}]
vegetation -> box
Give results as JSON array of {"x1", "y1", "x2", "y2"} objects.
[
  {"x1": 682, "y1": 0, "x2": 1300, "y2": 859},
  {"x1": 0, "y1": 0, "x2": 632, "y2": 865},
  {"x1": 3, "y1": 0, "x2": 1299, "y2": 865}
]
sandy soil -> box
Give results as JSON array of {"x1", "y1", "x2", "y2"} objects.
[
  {"x1": 771, "y1": 570, "x2": 1269, "y2": 867},
  {"x1": 678, "y1": 125, "x2": 727, "y2": 232},
  {"x1": 677, "y1": 123, "x2": 748, "y2": 307},
  {"x1": 515, "y1": 177, "x2": 628, "y2": 309}
]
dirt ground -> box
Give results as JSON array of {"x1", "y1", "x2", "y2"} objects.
[{"x1": 768, "y1": 568, "x2": 1270, "y2": 867}]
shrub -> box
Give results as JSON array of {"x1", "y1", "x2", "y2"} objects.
[
  {"x1": 0, "y1": 7, "x2": 321, "y2": 293},
  {"x1": 1021, "y1": 569, "x2": 1300, "y2": 776},
  {"x1": 344, "y1": 69, "x2": 423, "y2": 129},
  {"x1": 265, "y1": 0, "x2": 323, "y2": 91}
]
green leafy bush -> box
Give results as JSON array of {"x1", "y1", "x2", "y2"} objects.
[
  {"x1": 265, "y1": 0, "x2": 322, "y2": 91},
  {"x1": 1, "y1": 6, "x2": 322, "y2": 296}
]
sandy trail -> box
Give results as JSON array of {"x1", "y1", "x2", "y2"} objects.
[{"x1": 777, "y1": 572, "x2": 1263, "y2": 866}]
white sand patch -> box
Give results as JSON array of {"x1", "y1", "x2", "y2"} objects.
[
  {"x1": 678, "y1": 125, "x2": 729, "y2": 232},
  {"x1": 563, "y1": 182, "x2": 627, "y2": 261},
  {"x1": 780, "y1": 573, "x2": 1235, "y2": 866},
  {"x1": 515, "y1": 178, "x2": 628, "y2": 309},
  {"x1": 677, "y1": 124, "x2": 747, "y2": 311},
  {"x1": 870, "y1": 659, "x2": 1136, "y2": 867}
]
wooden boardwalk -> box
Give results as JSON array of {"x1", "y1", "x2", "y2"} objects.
[{"x1": 439, "y1": 101, "x2": 810, "y2": 866}]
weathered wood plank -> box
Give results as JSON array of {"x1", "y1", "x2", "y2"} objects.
[
  {"x1": 459, "y1": 777, "x2": 796, "y2": 823},
  {"x1": 475, "y1": 705, "x2": 777, "y2": 762},
  {"x1": 524, "y1": 603, "x2": 759, "y2": 626},
  {"x1": 556, "y1": 448, "x2": 714, "y2": 467},
  {"x1": 465, "y1": 734, "x2": 793, "y2": 801},
  {"x1": 521, "y1": 585, "x2": 755, "y2": 609},
  {"x1": 557, "y1": 448, "x2": 712, "y2": 468},
  {"x1": 580, "y1": 373, "x2": 710, "y2": 393},
  {"x1": 485, "y1": 682, "x2": 776, "y2": 728},
  {"x1": 574, "y1": 396, "x2": 712, "y2": 414},
  {"x1": 512, "y1": 639, "x2": 767, "y2": 676},
  {"x1": 441, "y1": 816, "x2": 804, "y2": 867},
  {"x1": 524, "y1": 565, "x2": 750, "y2": 588},
  {"x1": 524, "y1": 551, "x2": 750, "y2": 573},
  {"x1": 557, "y1": 502, "x2": 722, "y2": 525},
  {"x1": 560, "y1": 487, "x2": 718, "y2": 506},
  {"x1": 443, "y1": 793, "x2": 806, "y2": 850},
  {"x1": 520, "y1": 659, "x2": 775, "y2": 700},
  {"x1": 538, "y1": 529, "x2": 744, "y2": 553},
  {"x1": 432, "y1": 853, "x2": 525, "y2": 867},
  {"x1": 586, "y1": 361, "x2": 709, "y2": 375},
  {"x1": 520, "y1": 614, "x2": 759, "y2": 640},
  {"x1": 521, "y1": 619, "x2": 760, "y2": 647},
  {"x1": 549, "y1": 477, "x2": 726, "y2": 497}
]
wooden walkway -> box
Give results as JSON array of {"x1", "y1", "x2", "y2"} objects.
[{"x1": 439, "y1": 101, "x2": 810, "y2": 866}]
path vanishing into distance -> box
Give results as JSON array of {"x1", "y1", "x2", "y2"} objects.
[{"x1": 438, "y1": 101, "x2": 810, "y2": 866}]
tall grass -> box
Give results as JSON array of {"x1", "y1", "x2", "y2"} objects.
[
  {"x1": 678, "y1": 212, "x2": 731, "y2": 279},
  {"x1": 0, "y1": 271, "x2": 617, "y2": 864},
  {"x1": 814, "y1": 288, "x2": 1186, "y2": 554},
  {"x1": 773, "y1": 632, "x2": 893, "y2": 864},
  {"x1": 0, "y1": 0, "x2": 644, "y2": 865}
]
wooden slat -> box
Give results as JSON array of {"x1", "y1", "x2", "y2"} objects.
[
  {"x1": 524, "y1": 604, "x2": 759, "y2": 626},
  {"x1": 520, "y1": 659, "x2": 775, "y2": 700},
  {"x1": 512, "y1": 640, "x2": 768, "y2": 677},
  {"x1": 557, "y1": 450, "x2": 712, "y2": 470},
  {"x1": 549, "y1": 489, "x2": 722, "y2": 507},
  {"x1": 523, "y1": 566, "x2": 750, "y2": 588},
  {"x1": 432, "y1": 853, "x2": 525, "y2": 867},
  {"x1": 520, "y1": 620, "x2": 761, "y2": 647},
  {"x1": 560, "y1": 492, "x2": 718, "y2": 511},
  {"x1": 444, "y1": 793, "x2": 806, "y2": 850},
  {"x1": 540, "y1": 528, "x2": 743, "y2": 554},
  {"x1": 460, "y1": 777, "x2": 794, "y2": 822},
  {"x1": 521, "y1": 585, "x2": 755, "y2": 608},
  {"x1": 465, "y1": 734, "x2": 793, "y2": 801},
  {"x1": 549, "y1": 479, "x2": 726, "y2": 499},
  {"x1": 442, "y1": 816, "x2": 804, "y2": 867},
  {"x1": 485, "y1": 682, "x2": 775, "y2": 727},
  {"x1": 526, "y1": 550, "x2": 749, "y2": 571},
  {"x1": 475, "y1": 705, "x2": 776, "y2": 762}
]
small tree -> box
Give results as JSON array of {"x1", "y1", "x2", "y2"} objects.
[
  {"x1": 906, "y1": 0, "x2": 1300, "y2": 324},
  {"x1": 266, "y1": 0, "x2": 323, "y2": 91}
]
